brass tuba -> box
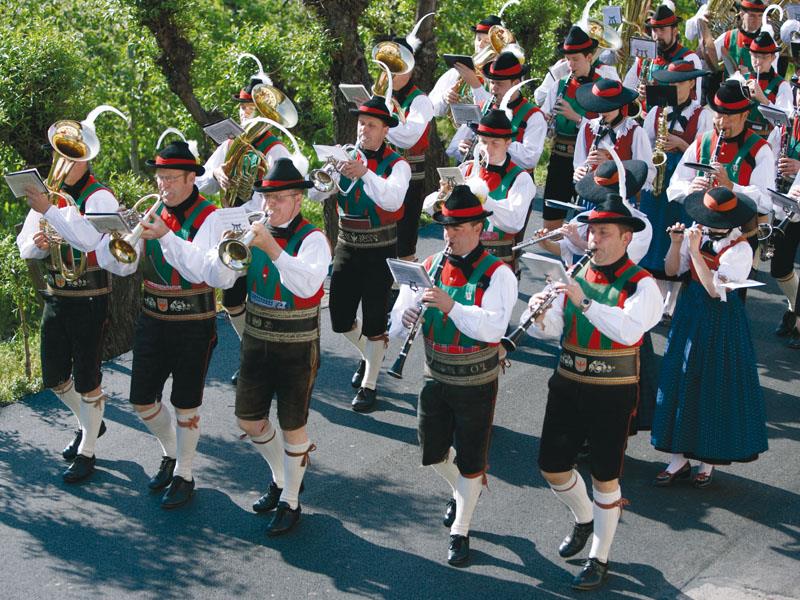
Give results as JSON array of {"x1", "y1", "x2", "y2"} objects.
[{"x1": 578, "y1": 0, "x2": 623, "y2": 53}]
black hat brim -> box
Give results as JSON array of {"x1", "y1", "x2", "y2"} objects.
[
  {"x1": 576, "y1": 213, "x2": 647, "y2": 232},
  {"x1": 575, "y1": 83, "x2": 639, "y2": 113},
  {"x1": 684, "y1": 190, "x2": 757, "y2": 228},
  {"x1": 432, "y1": 209, "x2": 493, "y2": 225},
  {"x1": 645, "y1": 17, "x2": 682, "y2": 31},
  {"x1": 734, "y1": 1, "x2": 767, "y2": 12},
  {"x1": 557, "y1": 39, "x2": 599, "y2": 55},
  {"x1": 145, "y1": 159, "x2": 205, "y2": 176},
  {"x1": 652, "y1": 68, "x2": 711, "y2": 84},
  {"x1": 232, "y1": 95, "x2": 256, "y2": 103},
  {"x1": 349, "y1": 107, "x2": 399, "y2": 128},
  {"x1": 481, "y1": 61, "x2": 531, "y2": 81},
  {"x1": 253, "y1": 180, "x2": 314, "y2": 193},
  {"x1": 707, "y1": 94, "x2": 756, "y2": 115},
  {"x1": 575, "y1": 160, "x2": 648, "y2": 201},
  {"x1": 468, "y1": 122, "x2": 516, "y2": 138}
]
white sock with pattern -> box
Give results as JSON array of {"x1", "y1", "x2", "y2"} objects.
[
  {"x1": 450, "y1": 474, "x2": 483, "y2": 537},
  {"x1": 77, "y1": 392, "x2": 105, "y2": 458},
  {"x1": 228, "y1": 307, "x2": 247, "y2": 341},
  {"x1": 431, "y1": 447, "x2": 458, "y2": 494},
  {"x1": 550, "y1": 470, "x2": 593, "y2": 524},
  {"x1": 138, "y1": 403, "x2": 177, "y2": 458},
  {"x1": 362, "y1": 337, "x2": 386, "y2": 390},
  {"x1": 250, "y1": 423, "x2": 285, "y2": 488},
  {"x1": 777, "y1": 273, "x2": 799, "y2": 312},
  {"x1": 54, "y1": 380, "x2": 81, "y2": 425},
  {"x1": 281, "y1": 440, "x2": 315, "y2": 510},
  {"x1": 342, "y1": 320, "x2": 366, "y2": 357},
  {"x1": 175, "y1": 409, "x2": 200, "y2": 481},
  {"x1": 589, "y1": 487, "x2": 623, "y2": 563}
]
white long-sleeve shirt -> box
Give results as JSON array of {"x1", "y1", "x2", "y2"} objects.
[
  {"x1": 429, "y1": 67, "x2": 490, "y2": 118},
  {"x1": 558, "y1": 205, "x2": 653, "y2": 266},
  {"x1": 535, "y1": 60, "x2": 619, "y2": 107},
  {"x1": 389, "y1": 254, "x2": 518, "y2": 342},
  {"x1": 195, "y1": 137, "x2": 290, "y2": 198},
  {"x1": 666, "y1": 134, "x2": 775, "y2": 213},
  {"x1": 642, "y1": 102, "x2": 713, "y2": 145},
  {"x1": 16, "y1": 187, "x2": 119, "y2": 259},
  {"x1": 387, "y1": 94, "x2": 434, "y2": 150}
]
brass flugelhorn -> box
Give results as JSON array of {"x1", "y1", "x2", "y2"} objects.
[
  {"x1": 217, "y1": 210, "x2": 271, "y2": 271},
  {"x1": 108, "y1": 193, "x2": 163, "y2": 264}
]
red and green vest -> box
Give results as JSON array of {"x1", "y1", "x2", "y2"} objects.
[
  {"x1": 635, "y1": 45, "x2": 694, "y2": 112},
  {"x1": 563, "y1": 258, "x2": 651, "y2": 350},
  {"x1": 690, "y1": 238, "x2": 748, "y2": 282},
  {"x1": 554, "y1": 69, "x2": 601, "y2": 138},
  {"x1": 506, "y1": 95, "x2": 541, "y2": 144},
  {"x1": 653, "y1": 104, "x2": 704, "y2": 148},
  {"x1": 697, "y1": 129, "x2": 767, "y2": 185},
  {"x1": 421, "y1": 250, "x2": 505, "y2": 353},
  {"x1": 143, "y1": 193, "x2": 216, "y2": 291},
  {"x1": 465, "y1": 158, "x2": 525, "y2": 240},
  {"x1": 747, "y1": 72, "x2": 784, "y2": 134},
  {"x1": 583, "y1": 120, "x2": 638, "y2": 160},
  {"x1": 337, "y1": 145, "x2": 405, "y2": 226},
  {"x1": 394, "y1": 85, "x2": 431, "y2": 157},
  {"x1": 722, "y1": 29, "x2": 757, "y2": 71},
  {"x1": 55, "y1": 174, "x2": 109, "y2": 270},
  {"x1": 246, "y1": 217, "x2": 325, "y2": 310}
]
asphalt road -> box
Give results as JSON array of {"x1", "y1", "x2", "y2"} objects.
[{"x1": 1, "y1": 203, "x2": 799, "y2": 600}]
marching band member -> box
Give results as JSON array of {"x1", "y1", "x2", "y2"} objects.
[
  {"x1": 641, "y1": 61, "x2": 712, "y2": 319},
  {"x1": 541, "y1": 25, "x2": 604, "y2": 231},
  {"x1": 744, "y1": 31, "x2": 793, "y2": 138},
  {"x1": 622, "y1": 4, "x2": 703, "y2": 112},
  {"x1": 97, "y1": 139, "x2": 218, "y2": 509},
  {"x1": 17, "y1": 149, "x2": 118, "y2": 483},
  {"x1": 425, "y1": 109, "x2": 535, "y2": 270},
  {"x1": 390, "y1": 185, "x2": 516, "y2": 566},
  {"x1": 308, "y1": 96, "x2": 411, "y2": 412},
  {"x1": 201, "y1": 159, "x2": 330, "y2": 535},
  {"x1": 696, "y1": 0, "x2": 767, "y2": 73},
  {"x1": 651, "y1": 188, "x2": 768, "y2": 486},
  {"x1": 572, "y1": 79, "x2": 655, "y2": 192},
  {"x1": 523, "y1": 195, "x2": 662, "y2": 590}
]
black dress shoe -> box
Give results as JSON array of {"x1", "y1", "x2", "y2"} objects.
[
  {"x1": 775, "y1": 310, "x2": 797, "y2": 337},
  {"x1": 788, "y1": 330, "x2": 800, "y2": 349},
  {"x1": 63, "y1": 454, "x2": 95, "y2": 483},
  {"x1": 266, "y1": 502, "x2": 301, "y2": 536},
  {"x1": 148, "y1": 456, "x2": 177, "y2": 491},
  {"x1": 62, "y1": 420, "x2": 107, "y2": 462},
  {"x1": 161, "y1": 475, "x2": 195, "y2": 509},
  {"x1": 654, "y1": 461, "x2": 691, "y2": 487},
  {"x1": 447, "y1": 534, "x2": 469, "y2": 566},
  {"x1": 443, "y1": 498, "x2": 457, "y2": 528},
  {"x1": 572, "y1": 557, "x2": 609, "y2": 590},
  {"x1": 253, "y1": 481, "x2": 282, "y2": 513},
  {"x1": 558, "y1": 520, "x2": 593, "y2": 558},
  {"x1": 352, "y1": 387, "x2": 377, "y2": 412},
  {"x1": 231, "y1": 369, "x2": 239, "y2": 386},
  {"x1": 351, "y1": 360, "x2": 366, "y2": 389}
]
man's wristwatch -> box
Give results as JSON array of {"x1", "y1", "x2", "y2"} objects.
[{"x1": 580, "y1": 297, "x2": 592, "y2": 313}]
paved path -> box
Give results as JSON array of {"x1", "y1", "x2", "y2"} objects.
[{"x1": 1, "y1": 205, "x2": 799, "y2": 599}]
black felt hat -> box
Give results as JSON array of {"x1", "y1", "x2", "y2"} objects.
[
  {"x1": 576, "y1": 194, "x2": 647, "y2": 232},
  {"x1": 749, "y1": 31, "x2": 780, "y2": 54},
  {"x1": 253, "y1": 157, "x2": 313, "y2": 193},
  {"x1": 575, "y1": 159, "x2": 649, "y2": 202},
  {"x1": 145, "y1": 141, "x2": 205, "y2": 175},
  {"x1": 684, "y1": 187, "x2": 757, "y2": 229},
  {"x1": 471, "y1": 15, "x2": 502, "y2": 33},
  {"x1": 469, "y1": 108, "x2": 516, "y2": 138},
  {"x1": 349, "y1": 95, "x2": 399, "y2": 128},
  {"x1": 708, "y1": 78, "x2": 755, "y2": 114},
  {"x1": 558, "y1": 25, "x2": 599, "y2": 55},
  {"x1": 482, "y1": 51, "x2": 530, "y2": 81},
  {"x1": 575, "y1": 79, "x2": 639, "y2": 113},
  {"x1": 433, "y1": 184, "x2": 492, "y2": 225},
  {"x1": 652, "y1": 60, "x2": 710, "y2": 83},
  {"x1": 645, "y1": 4, "x2": 682, "y2": 30},
  {"x1": 734, "y1": 0, "x2": 767, "y2": 13},
  {"x1": 232, "y1": 77, "x2": 264, "y2": 103}
]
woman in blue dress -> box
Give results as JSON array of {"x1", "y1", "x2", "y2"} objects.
[{"x1": 651, "y1": 187, "x2": 768, "y2": 487}]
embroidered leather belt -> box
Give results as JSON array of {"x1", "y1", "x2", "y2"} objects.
[
  {"x1": 424, "y1": 342, "x2": 500, "y2": 386},
  {"x1": 557, "y1": 342, "x2": 639, "y2": 386},
  {"x1": 338, "y1": 218, "x2": 397, "y2": 249},
  {"x1": 45, "y1": 266, "x2": 111, "y2": 297},
  {"x1": 481, "y1": 237, "x2": 514, "y2": 262},
  {"x1": 142, "y1": 283, "x2": 216, "y2": 321},
  {"x1": 746, "y1": 120, "x2": 770, "y2": 135},
  {"x1": 407, "y1": 156, "x2": 426, "y2": 181},
  {"x1": 245, "y1": 302, "x2": 320, "y2": 343},
  {"x1": 552, "y1": 134, "x2": 577, "y2": 157}
]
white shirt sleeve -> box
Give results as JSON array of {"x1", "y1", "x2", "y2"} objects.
[
  {"x1": 361, "y1": 159, "x2": 411, "y2": 212},
  {"x1": 95, "y1": 234, "x2": 141, "y2": 276},
  {"x1": 196, "y1": 141, "x2": 228, "y2": 195},
  {"x1": 157, "y1": 215, "x2": 219, "y2": 285},
  {"x1": 597, "y1": 64, "x2": 621, "y2": 82},
  {"x1": 507, "y1": 110, "x2": 546, "y2": 170},
  {"x1": 572, "y1": 120, "x2": 590, "y2": 171},
  {"x1": 627, "y1": 207, "x2": 653, "y2": 265},
  {"x1": 732, "y1": 144, "x2": 774, "y2": 214},
  {"x1": 445, "y1": 263, "x2": 518, "y2": 343},
  {"x1": 676, "y1": 232, "x2": 752, "y2": 301},
  {"x1": 430, "y1": 68, "x2": 460, "y2": 117},
  {"x1": 643, "y1": 106, "x2": 657, "y2": 145},
  {"x1": 666, "y1": 140, "x2": 700, "y2": 204},
  {"x1": 580, "y1": 275, "x2": 663, "y2": 345},
  {"x1": 622, "y1": 61, "x2": 639, "y2": 91},
  {"x1": 388, "y1": 282, "x2": 422, "y2": 339},
  {"x1": 483, "y1": 170, "x2": 535, "y2": 234},
  {"x1": 535, "y1": 61, "x2": 567, "y2": 106},
  {"x1": 41, "y1": 189, "x2": 119, "y2": 253},
  {"x1": 632, "y1": 124, "x2": 656, "y2": 191},
  {"x1": 387, "y1": 95, "x2": 434, "y2": 149},
  {"x1": 445, "y1": 125, "x2": 473, "y2": 162},
  {"x1": 16, "y1": 209, "x2": 50, "y2": 259},
  {"x1": 773, "y1": 81, "x2": 794, "y2": 116},
  {"x1": 471, "y1": 85, "x2": 491, "y2": 107},
  {"x1": 271, "y1": 230, "x2": 331, "y2": 298},
  {"x1": 524, "y1": 292, "x2": 566, "y2": 340}
]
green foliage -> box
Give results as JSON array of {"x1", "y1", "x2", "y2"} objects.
[
  {"x1": 0, "y1": 331, "x2": 41, "y2": 405},
  {"x1": 0, "y1": 234, "x2": 41, "y2": 340}
]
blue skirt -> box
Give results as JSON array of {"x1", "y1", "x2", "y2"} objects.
[{"x1": 650, "y1": 281, "x2": 768, "y2": 463}]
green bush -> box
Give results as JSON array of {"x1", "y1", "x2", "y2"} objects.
[{"x1": 0, "y1": 331, "x2": 42, "y2": 405}]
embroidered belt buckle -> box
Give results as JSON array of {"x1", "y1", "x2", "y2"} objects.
[
  {"x1": 338, "y1": 220, "x2": 397, "y2": 249},
  {"x1": 142, "y1": 285, "x2": 216, "y2": 321},
  {"x1": 557, "y1": 342, "x2": 639, "y2": 386},
  {"x1": 552, "y1": 135, "x2": 577, "y2": 157},
  {"x1": 245, "y1": 302, "x2": 320, "y2": 343},
  {"x1": 424, "y1": 344, "x2": 499, "y2": 386},
  {"x1": 46, "y1": 266, "x2": 111, "y2": 298}
]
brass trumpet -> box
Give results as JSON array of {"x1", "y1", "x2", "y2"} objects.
[
  {"x1": 218, "y1": 211, "x2": 270, "y2": 271},
  {"x1": 309, "y1": 144, "x2": 367, "y2": 195},
  {"x1": 108, "y1": 193, "x2": 163, "y2": 264}
]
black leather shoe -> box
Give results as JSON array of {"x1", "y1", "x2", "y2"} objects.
[
  {"x1": 231, "y1": 369, "x2": 239, "y2": 386},
  {"x1": 62, "y1": 420, "x2": 106, "y2": 462},
  {"x1": 62, "y1": 454, "x2": 95, "y2": 483},
  {"x1": 654, "y1": 461, "x2": 691, "y2": 487},
  {"x1": 266, "y1": 502, "x2": 301, "y2": 536},
  {"x1": 443, "y1": 498, "x2": 457, "y2": 528},
  {"x1": 447, "y1": 534, "x2": 470, "y2": 566},
  {"x1": 148, "y1": 456, "x2": 177, "y2": 491},
  {"x1": 572, "y1": 557, "x2": 609, "y2": 590},
  {"x1": 351, "y1": 360, "x2": 366, "y2": 388},
  {"x1": 352, "y1": 387, "x2": 377, "y2": 412},
  {"x1": 161, "y1": 475, "x2": 195, "y2": 509},
  {"x1": 788, "y1": 330, "x2": 800, "y2": 349},
  {"x1": 775, "y1": 310, "x2": 797, "y2": 337},
  {"x1": 253, "y1": 481, "x2": 282, "y2": 513},
  {"x1": 558, "y1": 520, "x2": 594, "y2": 558}
]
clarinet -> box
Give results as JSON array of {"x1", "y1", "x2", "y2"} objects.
[
  {"x1": 705, "y1": 128, "x2": 723, "y2": 186},
  {"x1": 388, "y1": 246, "x2": 451, "y2": 379},
  {"x1": 460, "y1": 95, "x2": 496, "y2": 166},
  {"x1": 547, "y1": 74, "x2": 572, "y2": 140},
  {"x1": 500, "y1": 250, "x2": 594, "y2": 353}
]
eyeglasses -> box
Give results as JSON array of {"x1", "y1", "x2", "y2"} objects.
[{"x1": 155, "y1": 173, "x2": 185, "y2": 183}]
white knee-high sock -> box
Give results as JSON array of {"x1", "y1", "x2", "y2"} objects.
[
  {"x1": 54, "y1": 380, "x2": 81, "y2": 425},
  {"x1": 77, "y1": 392, "x2": 105, "y2": 457},
  {"x1": 663, "y1": 280, "x2": 682, "y2": 316},
  {"x1": 777, "y1": 272, "x2": 799, "y2": 312},
  {"x1": 550, "y1": 470, "x2": 593, "y2": 524},
  {"x1": 589, "y1": 487, "x2": 624, "y2": 563},
  {"x1": 281, "y1": 440, "x2": 315, "y2": 510},
  {"x1": 431, "y1": 447, "x2": 459, "y2": 494},
  {"x1": 228, "y1": 307, "x2": 247, "y2": 341},
  {"x1": 342, "y1": 319, "x2": 366, "y2": 358},
  {"x1": 138, "y1": 403, "x2": 177, "y2": 458},
  {"x1": 250, "y1": 423, "x2": 285, "y2": 488},
  {"x1": 450, "y1": 474, "x2": 483, "y2": 537},
  {"x1": 362, "y1": 337, "x2": 387, "y2": 390},
  {"x1": 175, "y1": 410, "x2": 200, "y2": 481}
]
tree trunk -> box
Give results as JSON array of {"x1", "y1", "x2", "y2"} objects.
[{"x1": 102, "y1": 271, "x2": 142, "y2": 361}]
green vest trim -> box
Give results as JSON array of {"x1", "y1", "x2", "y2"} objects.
[
  {"x1": 484, "y1": 165, "x2": 524, "y2": 238},
  {"x1": 337, "y1": 150, "x2": 401, "y2": 226},
  {"x1": 699, "y1": 132, "x2": 761, "y2": 182}
]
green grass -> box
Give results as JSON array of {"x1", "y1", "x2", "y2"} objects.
[{"x1": 0, "y1": 331, "x2": 41, "y2": 405}]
